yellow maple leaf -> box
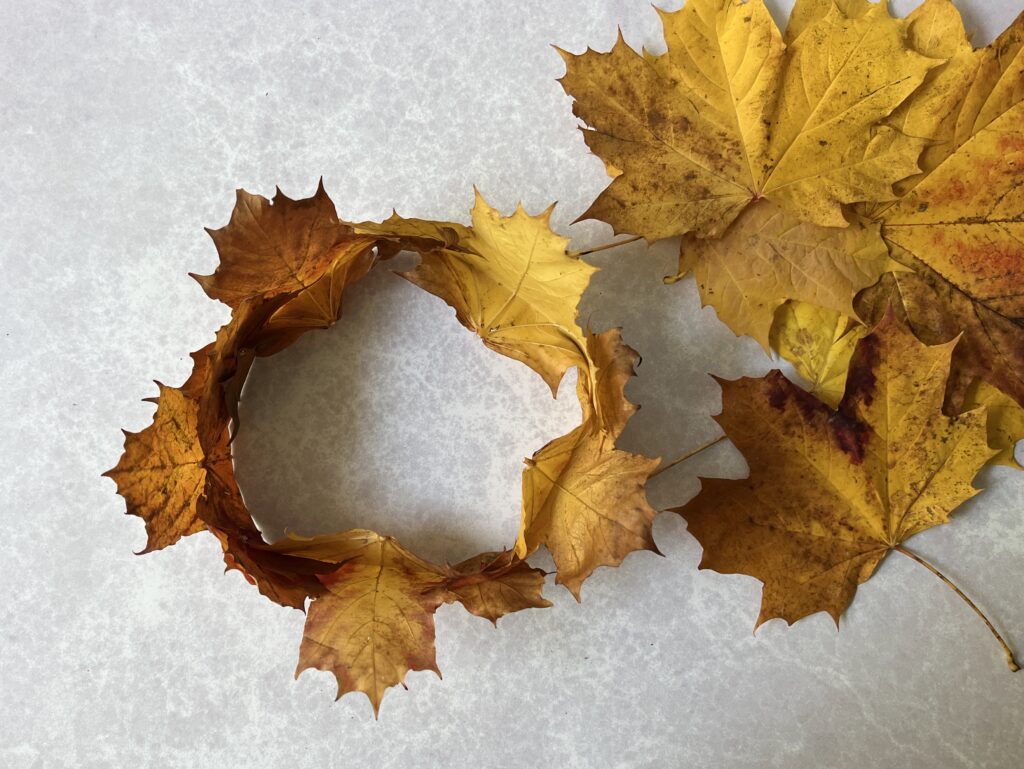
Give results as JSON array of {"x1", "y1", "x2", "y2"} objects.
[
  {"x1": 963, "y1": 380, "x2": 1024, "y2": 470},
  {"x1": 291, "y1": 532, "x2": 447, "y2": 716},
  {"x1": 515, "y1": 329, "x2": 660, "y2": 598},
  {"x1": 770, "y1": 300, "x2": 867, "y2": 408},
  {"x1": 402, "y1": 190, "x2": 597, "y2": 395},
  {"x1": 560, "y1": 0, "x2": 937, "y2": 238},
  {"x1": 268, "y1": 531, "x2": 548, "y2": 714},
  {"x1": 676, "y1": 314, "x2": 1000, "y2": 640}
]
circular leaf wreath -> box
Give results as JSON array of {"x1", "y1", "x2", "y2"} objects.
[{"x1": 105, "y1": 183, "x2": 660, "y2": 714}]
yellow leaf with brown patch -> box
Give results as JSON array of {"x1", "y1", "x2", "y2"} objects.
[
  {"x1": 559, "y1": 0, "x2": 937, "y2": 239},
  {"x1": 770, "y1": 301, "x2": 867, "y2": 408},
  {"x1": 676, "y1": 313, "x2": 995, "y2": 627}
]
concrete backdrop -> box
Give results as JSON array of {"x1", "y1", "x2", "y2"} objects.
[{"x1": 2, "y1": 1, "x2": 1022, "y2": 766}]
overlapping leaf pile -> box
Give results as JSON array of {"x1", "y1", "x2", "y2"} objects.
[
  {"x1": 106, "y1": 185, "x2": 661, "y2": 713},
  {"x1": 561, "y1": 0, "x2": 1023, "y2": 662}
]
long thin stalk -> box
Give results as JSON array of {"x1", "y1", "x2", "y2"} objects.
[
  {"x1": 895, "y1": 545, "x2": 1020, "y2": 673},
  {"x1": 570, "y1": 234, "x2": 643, "y2": 258},
  {"x1": 650, "y1": 434, "x2": 727, "y2": 479}
]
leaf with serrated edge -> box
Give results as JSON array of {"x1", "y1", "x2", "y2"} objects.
[{"x1": 677, "y1": 313, "x2": 995, "y2": 626}]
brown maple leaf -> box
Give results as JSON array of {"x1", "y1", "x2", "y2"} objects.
[{"x1": 676, "y1": 312, "x2": 1019, "y2": 670}]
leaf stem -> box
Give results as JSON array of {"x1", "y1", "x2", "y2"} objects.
[
  {"x1": 570, "y1": 234, "x2": 644, "y2": 257},
  {"x1": 650, "y1": 434, "x2": 728, "y2": 479},
  {"x1": 894, "y1": 545, "x2": 1020, "y2": 673}
]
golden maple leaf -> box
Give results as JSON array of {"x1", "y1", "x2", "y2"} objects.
[
  {"x1": 515, "y1": 329, "x2": 660, "y2": 598},
  {"x1": 264, "y1": 531, "x2": 548, "y2": 715},
  {"x1": 769, "y1": 301, "x2": 868, "y2": 409},
  {"x1": 103, "y1": 384, "x2": 210, "y2": 553},
  {"x1": 675, "y1": 314, "x2": 1012, "y2": 655},
  {"x1": 559, "y1": 0, "x2": 938, "y2": 345},
  {"x1": 402, "y1": 190, "x2": 597, "y2": 395}
]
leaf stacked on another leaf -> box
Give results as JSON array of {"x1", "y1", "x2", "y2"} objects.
[
  {"x1": 859, "y1": 8, "x2": 1024, "y2": 408},
  {"x1": 560, "y1": 0, "x2": 939, "y2": 346},
  {"x1": 402, "y1": 191, "x2": 597, "y2": 395},
  {"x1": 676, "y1": 313, "x2": 995, "y2": 626}
]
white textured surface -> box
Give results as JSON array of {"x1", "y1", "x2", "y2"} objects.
[{"x1": 2, "y1": 1, "x2": 1023, "y2": 766}]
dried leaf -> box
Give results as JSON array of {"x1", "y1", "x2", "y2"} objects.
[
  {"x1": 192, "y1": 181, "x2": 379, "y2": 307},
  {"x1": 670, "y1": 201, "x2": 889, "y2": 347},
  {"x1": 559, "y1": 0, "x2": 937, "y2": 239},
  {"x1": 770, "y1": 301, "x2": 867, "y2": 409},
  {"x1": 515, "y1": 329, "x2": 660, "y2": 598},
  {"x1": 863, "y1": 13, "x2": 1024, "y2": 405},
  {"x1": 292, "y1": 532, "x2": 445, "y2": 716},
  {"x1": 442, "y1": 550, "x2": 553, "y2": 624},
  {"x1": 403, "y1": 191, "x2": 597, "y2": 395},
  {"x1": 677, "y1": 313, "x2": 995, "y2": 626},
  {"x1": 103, "y1": 385, "x2": 209, "y2": 553},
  {"x1": 963, "y1": 380, "x2": 1024, "y2": 470}
]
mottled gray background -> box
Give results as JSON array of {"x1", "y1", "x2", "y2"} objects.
[{"x1": 2, "y1": 1, "x2": 1022, "y2": 767}]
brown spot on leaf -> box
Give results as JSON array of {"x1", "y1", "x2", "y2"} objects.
[{"x1": 843, "y1": 332, "x2": 881, "y2": 409}]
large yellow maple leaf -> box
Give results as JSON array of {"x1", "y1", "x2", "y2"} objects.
[
  {"x1": 560, "y1": 0, "x2": 938, "y2": 234},
  {"x1": 560, "y1": 0, "x2": 937, "y2": 345},
  {"x1": 676, "y1": 314, "x2": 1004, "y2": 641}
]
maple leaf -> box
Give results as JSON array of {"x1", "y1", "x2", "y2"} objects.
[
  {"x1": 770, "y1": 301, "x2": 868, "y2": 409},
  {"x1": 963, "y1": 380, "x2": 1024, "y2": 471},
  {"x1": 441, "y1": 550, "x2": 553, "y2": 624},
  {"x1": 103, "y1": 384, "x2": 210, "y2": 553},
  {"x1": 402, "y1": 190, "x2": 597, "y2": 395},
  {"x1": 515, "y1": 329, "x2": 660, "y2": 598},
  {"x1": 676, "y1": 313, "x2": 999, "y2": 631},
  {"x1": 559, "y1": 0, "x2": 937, "y2": 238},
  {"x1": 268, "y1": 531, "x2": 548, "y2": 714},
  {"x1": 860, "y1": 8, "x2": 1024, "y2": 407},
  {"x1": 670, "y1": 200, "x2": 890, "y2": 348},
  {"x1": 192, "y1": 181, "x2": 380, "y2": 308},
  {"x1": 559, "y1": 0, "x2": 937, "y2": 346},
  {"x1": 771, "y1": 301, "x2": 1024, "y2": 469},
  {"x1": 290, "y1": 532, "x2": 447, "y2": 716}
]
